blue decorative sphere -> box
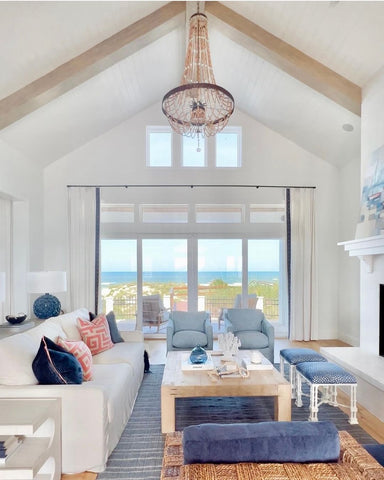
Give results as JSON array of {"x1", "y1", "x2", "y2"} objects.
[
  {"x1": 33, "y1": 294, "x2": 61, "y2": 320},
  {"x1": 190, "y1": 345, "x2": 208, "y2": 364}
]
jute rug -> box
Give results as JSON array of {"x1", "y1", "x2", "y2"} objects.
[{"x1": 97, "y1": 364, "x2": 376, "y2": 480}]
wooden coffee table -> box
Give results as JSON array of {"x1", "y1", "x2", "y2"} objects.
[{"x1": 161, "y1": 350, "x2": 291, "y2": 433}]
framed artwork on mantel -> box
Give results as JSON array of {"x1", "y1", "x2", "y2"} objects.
[{"x1": 356, "y1": 145, "x2": 384, "y2": 239}]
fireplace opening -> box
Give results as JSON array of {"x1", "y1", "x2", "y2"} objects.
[{"x1": 380, "y1": 284, "x2": 384, "y2": 357}]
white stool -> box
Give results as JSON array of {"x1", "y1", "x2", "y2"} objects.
[
  {"x1": 295, "y1": 361, "x2": 358, "y2": 424},
  {"x1": 279, "y1": 348, "x2": 327, "y2": 398}
]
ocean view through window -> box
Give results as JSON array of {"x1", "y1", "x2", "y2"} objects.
[{"x1": 100, "y1": 238, "x2": 281, "y2": 334}]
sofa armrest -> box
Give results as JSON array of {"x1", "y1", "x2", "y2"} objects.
[
  {"x1": 224, "y1": 314, "x2": 235, "y2": 333},
  {"x1": 0, "y1": 384, "x2": 108, "y2": 474},
  {"x1": 261, "y1": 317, "x2": 274, "y2": 343},
  {"x1": 204, "y1": 315, "x2": 213, "y2": 350},
  {"x1": 166, "y1": 318, "x2": 175, "y2": 351}
]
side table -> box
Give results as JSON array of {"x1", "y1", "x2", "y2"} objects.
[
  {"x1": 0, "y1": 321, "x2": 35, "y2": 339},
  {"x1": 0, "y1": 398, "x2": 61, "y2": 480}
]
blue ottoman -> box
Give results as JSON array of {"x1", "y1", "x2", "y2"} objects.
[
  {"x1": 279, "y1": 348, "x2": 327, "y2": 398},
  {"x1": 295, "y1": 361, "x2": 358, "y2": 424}
]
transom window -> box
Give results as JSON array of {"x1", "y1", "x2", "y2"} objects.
[
  {"x1": 216, "y1": 126, "x2": 242, "y2": 167},
  {"x1": 146, "y1": 126, "x2": 172, "y2": 167}
]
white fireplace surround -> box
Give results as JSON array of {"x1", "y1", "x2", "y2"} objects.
[
  {"x1": 320, "y1": 235, "x2": 384, "y2": 422},
  {"x1": 338, "y1": 234, "x2": 384, "y2": 272}
]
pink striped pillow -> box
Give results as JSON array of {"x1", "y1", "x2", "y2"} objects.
[
  {"x1": 57, "y1": 337, "x2": 93, "y2": 381},
  {"x1": 77, "y1": 315, "x2": 114, "y2": 355}
]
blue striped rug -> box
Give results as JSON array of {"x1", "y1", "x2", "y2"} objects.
[{"x1": 97, "y1": 364, "x2": 376, "y2": 480}]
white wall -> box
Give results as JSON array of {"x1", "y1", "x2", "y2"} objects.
[
  {"x1": 338, "y1": 157, "x2": 361, "y2": 346},
  {"x1": 0, "y1": 140, "x2": 44, "y2": 314},
  {"x1": 44, "y1": 104, "x2": 346, "y2": 339},
  {"x1": 359, "y1": 66, "x2": 384, "y2": 354}
]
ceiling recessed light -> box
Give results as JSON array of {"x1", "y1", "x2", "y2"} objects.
[{"x1": 342, "y1": 123, "x2": 354, "y2": 132}]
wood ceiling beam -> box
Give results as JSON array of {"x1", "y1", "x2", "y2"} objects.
[
  {"x1": 205, "y1": 1, "x2": 361, "y2": 116},
  {"x1": 0, "y1": 1, "x2": 186, "y2": 130}
]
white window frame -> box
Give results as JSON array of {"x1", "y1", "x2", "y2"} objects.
[{"x1": 146, "y1": 126, "x2": 173, "y2": 167}]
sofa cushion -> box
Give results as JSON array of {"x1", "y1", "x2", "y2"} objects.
[
  {"x1": 46, "y1": 308, "x2": 90, "y2": 341},
  {"x1": 57, "y1": 337, "x2": 93, "y2": 381},
  {"x1": 183, "y1": 421, "x2": 340, "y2": 464},
  {"x1": 172, "y1": 311, "x2": 207, "y2": 333},
  {"x1": 234, "y1": 331, "x2": 269, "y2": 349},
  {"x1": 226, "y1": 309, "x2": 263, "y2": 332},
  {"x1": 77, "y1": 316, "x2": 114, "y2": 355},
  {"x1": 90, "y1": 311, "x2": 124, "y2": 344},
  {"x1": 172, "y1": 330, "x2": 208, "y2": 349},
  {"x1": 32, "y1": 336, "x2": 83, "y2": 385}
]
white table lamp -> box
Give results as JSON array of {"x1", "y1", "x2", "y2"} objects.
[{"x1": 27, "y1": 271, "x2": 67, "y2": 319}]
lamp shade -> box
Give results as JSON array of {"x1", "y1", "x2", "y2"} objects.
[
  {"x1": 27, "y1": 271, "x2": 67, "y2": 294},
  {"x1": 0, "y1": 272, "x2": 5, "y2": 303}
]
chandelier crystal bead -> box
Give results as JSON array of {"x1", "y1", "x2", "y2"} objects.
[{"x1": 162, "y1": 11, "x2": 234, "y2": 138}]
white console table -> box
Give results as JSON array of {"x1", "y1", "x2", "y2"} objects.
[{"x1": 0, "y1": 398, "x2": 61, "y2": 480}]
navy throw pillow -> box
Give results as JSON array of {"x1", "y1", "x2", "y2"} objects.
[
  {"x1": 89, "y1": 311, "x2": 124, "y2": 343},
  {"x1": 32, "y1": 336, "x2": 83, "y2": 385}
]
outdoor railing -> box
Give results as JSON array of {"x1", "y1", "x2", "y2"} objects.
[{"x1": 103, "y1": 294, "x2": 279, "y2": 322}]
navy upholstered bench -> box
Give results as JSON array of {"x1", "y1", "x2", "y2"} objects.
[
  {"x1": 279, "y1": 348, "x2": 327, "y2": 398},
  {"x1": 295, "y1": 361, "x2": 358, "y2": 424}
]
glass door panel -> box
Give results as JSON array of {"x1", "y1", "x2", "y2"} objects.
[
  {"x1": 100, "y1": 239, "x2": 137, "y2": 330},
  {"x1": 248, "y1": 239, "x2": 280, "y2": 322},
  {"x1": 198, "y1": 239, "x2": 242, "y2": 331},
  {"x1": 142, "y1": 239, "x2": 187, "y2": 332}
]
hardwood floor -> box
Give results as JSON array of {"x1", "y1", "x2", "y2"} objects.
[{"x1": 61, "y1": 338, "x2": 384, "y2": 480}]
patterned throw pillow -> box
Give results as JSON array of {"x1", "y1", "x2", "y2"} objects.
[
  {"x1": 57, "y1": 337, "x2": 93, "y2": 381},
  {"x1": 32, "y1": 336, "x2": 83, "y2": 385},
  {"x1": 89, "y1": 311, "x2": 124, "y2": 343},
  {"x1": 77, "y1": 315, "x2": 114, "y2": 355}
]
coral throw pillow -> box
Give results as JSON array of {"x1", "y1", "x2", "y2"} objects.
[
  {"x1": 77, "y1": 315, "x2": 114, "y2": 355},
  {"x1": 57, "y1": 337, "x2": 93, "y2": 381}
]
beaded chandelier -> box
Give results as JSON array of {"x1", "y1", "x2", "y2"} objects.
[{"x1": 162, "y1": 8, "x2": 234, "y2": 144}]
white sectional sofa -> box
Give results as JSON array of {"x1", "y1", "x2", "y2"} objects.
[{"x1": 0, "y1": 308, "x2": 145, "y2": 474}]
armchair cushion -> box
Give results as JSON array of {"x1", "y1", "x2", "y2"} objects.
[
  {"x1": 226, "y1": 308, "x2": 263, "y2": 332},
  {"x1": 171, "y1": 311, "x2": 208, "y2": 333},
  {"x1": 234, "y1": 331, "x2": 269, "y2": 350},
  {"x1": 173, "y1": 331, "x2": 209, "y2": 349}
]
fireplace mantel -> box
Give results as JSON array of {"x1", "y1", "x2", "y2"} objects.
[{"x1": 338, "y1": 234, "x2": 384, "y2": 272}]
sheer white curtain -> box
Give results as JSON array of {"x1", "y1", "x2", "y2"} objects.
[
  {"x1": 68, "y1": 187, "x2": 98, "y2": 312},
  {"x1": 0, "y1": 197, "x2": 12, "y2": 322},
  {"x1": 289, "y1": 188, "x2": 318, "y2": 341}
]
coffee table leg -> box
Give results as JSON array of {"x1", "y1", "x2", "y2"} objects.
[
  {"x1": 274, "y1": 385, "x2": 292, "y2": 421},
  {"x1": 161, "y1": 388, "x2": 176, "y2": 433}
]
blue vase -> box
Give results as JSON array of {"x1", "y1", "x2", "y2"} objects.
[{"x1": 190, "y1": 345, "x2": 208, "y2": 364}]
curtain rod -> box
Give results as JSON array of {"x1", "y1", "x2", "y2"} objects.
[{"x1": 67, "y1": 184, "x2": 316, "y2": 189}]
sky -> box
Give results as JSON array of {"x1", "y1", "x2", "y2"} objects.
[{"x1": 101, "y1": 238, "x2": 280, "y2": 272}]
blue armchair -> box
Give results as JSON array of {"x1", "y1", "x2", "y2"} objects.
[
  {"x1": 166, "y1": 311, "x2": 213, "y2": 352},
  {"x1": 224, "y1": 308, "x2": 274, "y2": 363}
]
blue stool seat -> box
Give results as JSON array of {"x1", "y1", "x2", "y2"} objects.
[
  {"x1": 295, "y1": 361, "x2": 358, "y2": 424},
  {"x1": 296, "y1": 361, "x2": 357, "y2": 384},
  {"x1": 280, "y1": 348, "x2": 327, "y2": 365}
]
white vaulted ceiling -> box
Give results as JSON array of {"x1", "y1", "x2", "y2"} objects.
[{"x1": 1, "y1": 1, "x2": 384, "y2": 168}]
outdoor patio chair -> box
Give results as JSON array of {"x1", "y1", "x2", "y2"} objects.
[
  {"x1": 141, "y1": 294, "x2": 170, "y2": 332},
  {"x1": 224, "y1": 308, "x2": 274, "y2": 363},
  {"x1": 166, "y1": 310, "x2": 213, "y2": 352}
]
